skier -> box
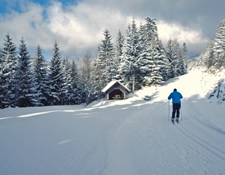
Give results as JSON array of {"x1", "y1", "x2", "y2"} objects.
[{"x1": 168, "y1": 88, "x2": 183, "y2": 123}]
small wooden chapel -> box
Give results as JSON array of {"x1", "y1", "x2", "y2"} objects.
[{"x1": 102, "y1": 80, "x2": 130, "y2": 100}]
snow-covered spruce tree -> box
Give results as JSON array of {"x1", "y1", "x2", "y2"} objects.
[
  {"x1": 114, "y1": 30, "x2": 125, "y2": 80},
  {"x1": 213, "y1": 18, "x2": 225, "y2": 69},
  {"x1": 198, "y1": 17, "x2": 225, "y2": 71},
  {"x1": 49, "y1": 42, "x2": 66, "y2": 105},
  {"x1": 120, "y1": 19, "x2": 143, "y2": 91},
  {"x1": 198, "y1": 41, "x2": 215, "y2": 69},
  {"x1": 150, "y1": 41, "x2": 168, "y2": 85},
  {"x1": 0, "y1": 34, "x2": 17, "y2": 108},
  {"x1": 32, "y1": 45, "x2": 50, "y2": 106},
  {"x1": 14, "y1": 38, "x2": 35, "y2": 107},
  {"x1": 142, "y1": 17, "x2": 158, "y2": 43},
  {"x1": 0, "y1": 47, "x2": 3, "y2": 108},
  {"x1": 166, "y1": 39, "x2": 187, "y2": 78},
  {"x1": 100, "y1": 29, "x2": 115, "y2": 82},
  {"x1": 180, "y1": 43, "x2": 188, "y2": 74},
  {"x1": 139, "y1": 17, "x2": 169, "y2": 86},
  {"x1": 115, "y1": 30, "x2": 124, "y2": 58},
  {"x1": 61, "y1": 59, "x2": 82, "y2": 105},
  {"x1": 137, "y1": 22, "x2": 154, "y2": 87},
  {"x1": 79, "y1": 56, "x2": 96, "y2": 104},
  {"x1": 70, "y1": 60, "x2": 83, "y2": 104},
  {"x1": 166, "y1": 38, "x2": 173, "y2": 78},
  {"x1": 93, "y1": 29, "x2": 115, "y2": 96},
  {"x1": 166, "y1": 39, "x2": 179, "y2": 78},
  {"x1": 61, "y1": 58, "x2": 70, "y2": 104},
  {"x1": 159, "y1": 41, "x2": 170, "y2": 81},
  {"x1": 91, "y1": 46, "x2": 103, "y2": 99}
]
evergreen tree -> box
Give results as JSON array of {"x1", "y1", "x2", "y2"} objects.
[
  {"x1": 180, "y1": 43, "x2": 188, "y2": 75},
  {"x1": 92, "y1": 46, "x2": 103, "y2": 98},
  {"x1": 151, "y1": 41, "x2": 168, "y2": 85},
  {"x1": 139, "y1": 17, "x2": 168, "y2": 86},
  {"x1": 0, "y1": 48, "x2": 4, "y2": 108},
  {"x1": 138, "y1": 22, "x2": 153, "y2": 86},
  {"x1": 61, "y1": 58, "x2": 70, "y2": 104},
  {"x1": 213, "y1": 18, "x2": 225, "y2": 69},
  {"x1": 166, "y1": 38, "x2": 173, "y2": 78},
  {"x1": 93, "y1": 29, "x2": 115, "y2": 97},
  {"x1": 114, "y1": 30, "x2": 124, "y2": 80},
  {"x1": 167, "y1": 39, "x2": 177, "y2": 78},
  {"x1": 120, "y1": 19, "x2": 143, "y2": 91},
  {"x1": 166, "y1": 39, "x2": 186, "y2": 78},
  {"x1": 0, "y1": 34, "x2": 17, "y2": 108},
  {"x1": 32, "y1": 45, "x2": 50, "y2": 106},
  {"x1": 80, "y1": 56, "x2": 92, "y2": 83},
  {"x1": 99, "y1": 29, "x2": 115, "y2": 82},
  {"x1": 198, "y1": 17, "x2": 225, "y2": 71},
  {"x1": 143, "y1": 17, "x2": 158, "y2": 43},
  {"x1": 70, "y1": 60, "x2": 82, "y2": 104},
  {"x1": 62, "y1": 59, "x2": 81, "y2": 105},
  {"x1": 14, "y1": 38, "x2": 34, "y2": 107},
  {"x1": 79, "y1": 56, "x2": 96, "y2": 104},
  {"x1": 115, "y1": 30, "x2": 124, "y2": 57},
  {"x1": 49, "y1": 42, "x2": 65, "y2": 105}
]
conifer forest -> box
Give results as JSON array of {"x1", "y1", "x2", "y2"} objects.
[{"x1": 3, "y1": 16, "x2": 225, "y2": 108}]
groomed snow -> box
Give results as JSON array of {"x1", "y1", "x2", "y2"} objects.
[{"x1": 1, "y1": 68, "x2": 225, "y2": 175}]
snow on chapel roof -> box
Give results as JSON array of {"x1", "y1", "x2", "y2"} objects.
[{"x1": 102, "y1": 80, "x2": 130, "y2": 93}]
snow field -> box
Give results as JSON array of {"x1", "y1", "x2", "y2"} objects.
[{"x1": 1, "y1": 68, "x2": 225, "y2": 175}]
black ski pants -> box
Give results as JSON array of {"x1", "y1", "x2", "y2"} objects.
[{"x1": 172, "y1": 103, "x2": 181, "y2": 119}]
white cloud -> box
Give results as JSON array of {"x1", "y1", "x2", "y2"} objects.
[
  {"x1": 0, "y1": 1, "x2": 133, "y2": 58},
  {"x1": 0, "y1": 1, "x2": 211, "y2": 58},
  {"x1": 158, "y1": 20, "x2": 208, "y2": 44},
  {"x1": 0, "y1": 2, "x2": 53, "y2": 50},
  {"x1": 157, "y1": 20, "x2": 209, "y2": 55},
  {"x1": 46, "y1": 2, "x2": 134, "y2": 56}
]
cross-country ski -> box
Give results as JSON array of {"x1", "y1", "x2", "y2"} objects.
[{"x1": 171, "y1": 118, "x2": 179, "y2": 124}]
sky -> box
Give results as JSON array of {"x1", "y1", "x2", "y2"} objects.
[{"x1": 0, "y1": 0, "x2": 225, "y2": 59}]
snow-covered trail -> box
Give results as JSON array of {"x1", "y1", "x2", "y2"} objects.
[
  {"x1": 103, "y1": 100, "x2": 225, "y2": 175},
  {"x1": 1, "y1": 70, "x2": 225, "y2": 175}
]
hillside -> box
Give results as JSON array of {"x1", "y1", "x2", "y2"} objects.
[{"x1": 0, "y1": 68, "x2": 225, "y2": 175}]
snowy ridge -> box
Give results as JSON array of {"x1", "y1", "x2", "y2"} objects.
[{"x1": 1, "y1": 68, "x2": 225, "y2": 175}]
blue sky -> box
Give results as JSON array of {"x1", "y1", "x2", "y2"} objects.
[
  {"x1": 0, "y1": 0, "x2": 79, "y2": 13},
  {"x1": 0, "y1": 0, "x2": 224, "y2": 59}
]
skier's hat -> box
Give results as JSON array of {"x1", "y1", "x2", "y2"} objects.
[{"x1": 174, "y1": 88, "x2": 177, "y2": 91}]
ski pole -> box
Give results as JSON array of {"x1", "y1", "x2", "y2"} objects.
[
  {"x1": 181, "y1": 105, "x2": 183, "y2": 121},
  {"x1": 168, "y1": 100, "x2": 170, "y2": 121}
]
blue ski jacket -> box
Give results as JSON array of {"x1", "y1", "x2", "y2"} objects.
[{"x1": 168, "y1": 90, "x2": 183, "y2": 104}]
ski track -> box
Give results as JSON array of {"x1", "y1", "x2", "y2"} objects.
[
  {"x1": 1, "y1": 99, "x2": 225, "y2": 175},
  {"x1": 175, "y1": 100, "x2": 225, "y2": 174},
  {"x1": 104, "y1": 96, "x2": 225, "y2": 174}
]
